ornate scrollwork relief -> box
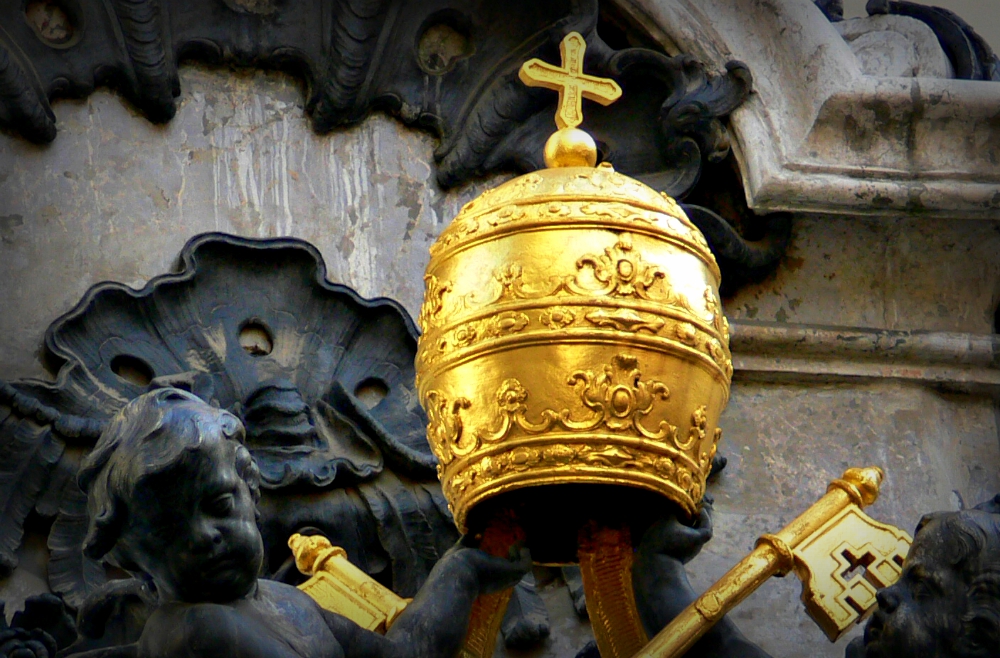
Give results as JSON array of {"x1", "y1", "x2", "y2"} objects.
[
  {"x1": 704, "y1": 288, "x2": 731, "y2": 345},
  {"x1": 816, "y1": 0, "x2": 1000, "y2": 80},
  {"x1": 435, "y1": 311, "x2": 532, "y2": 354},
  {"x1": 419, "y1": 230, "x2": 740, "y2": 380},
  {"x1": 571, "y1": 354, "x2": 674, "y2": 439},
  {"x1": 423, "y1": 390, "x2": 472, "y2": 468},
  {"x1": 441, "y1": 355, "x2": 695, "y2": 457},
  {"x1": 540, "y1": 306, "x2": 577, "y2": 330},
  {"x1": 446, "y1": 233, "x2": 697, "y2": 319},
  {"x1": 427, "y1": 358, "x2": 723, "y2": 513},
  {"x1": 418, "y1": 275, "x2": 452, "y2": 335},
  {"x1": 703, "y1": 428, "x2": 723, "y2": 474},
  {"x1": 584, "y1": 309, "x2": 665, "y2": 333},
  {"x1": 567, "y1": 234, "x2": 665, "y2": 300},
  {"x1": 432, "y1": 192, "x2": 713, "y2": 262}
]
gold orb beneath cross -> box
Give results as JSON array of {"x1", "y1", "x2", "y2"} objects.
[{"x1": 544, "y1": 127, "x2": 598, "y2": 168}]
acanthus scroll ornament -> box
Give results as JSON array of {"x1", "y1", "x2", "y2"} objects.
[
  {"x1": 474, "y1": 354, "x2": 677, "y2": 446},
  {"x1": 446, "y1": 233, "x2": 698, "y2": 321},
  {"x1": 567, "y1": 234, "x2": 665, "y2": 300},
  {"x1": 418, "y1": 275, "x2": 451, "y2": 335},
  {"x1": 572, "y1": 354, "x2": 673, "y2": 440}
]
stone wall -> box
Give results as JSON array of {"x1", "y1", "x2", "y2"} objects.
[
  {"x1": 1, "y1": 65, "x2": 998, "y2": 658},
  {"x1": 0, "y1": 67, "x2": 498, "y2": 383}
]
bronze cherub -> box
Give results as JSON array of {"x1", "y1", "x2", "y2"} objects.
[
  {"x1": 848, "y1": 503, "x2": 1000, "y2": 658},
  {"x1": 77, "y1": 388, "x2": 528, "y2": 658}
]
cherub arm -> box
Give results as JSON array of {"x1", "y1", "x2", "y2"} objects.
[
  {"x1": 322, "y1": 540, "x2": 529, "y2": 658},
  {"x1": 633, "y1": 508, "x2": 772, "y2": 658}
]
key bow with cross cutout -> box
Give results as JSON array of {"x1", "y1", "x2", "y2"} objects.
[{"x1": 792, "y1": 503, "x2": 910, "y2": 640}]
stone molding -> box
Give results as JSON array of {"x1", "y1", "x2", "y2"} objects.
[
  {"x1": 835, "y1": 15, "x2": 952, "y2": 78},
  {"x1": 624, "y1": 0, "x2": 1000, "y2": 219},
  {"x1": 731, "y1": 320, "x2": 1000, "y2": 393}
]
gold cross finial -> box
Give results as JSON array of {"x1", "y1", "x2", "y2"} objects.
[{"x1": 519, "y1": 32, "x2": 622, "y2": 130}]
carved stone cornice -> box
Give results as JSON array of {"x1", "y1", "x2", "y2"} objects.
[
  {"x1": 622, "y1": 0, "x2": 1000, "y2": 219},
  {"x1": 730, "y1": 320, "x2": 1000, "y2": 394}
]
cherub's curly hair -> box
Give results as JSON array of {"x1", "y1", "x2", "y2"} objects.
[
  {"x1": 78, "y1": 388, "x2": 260, "y2": 564},
  {"x1": 915, "y1": 509, "x2": 1000, "y2": 657}
]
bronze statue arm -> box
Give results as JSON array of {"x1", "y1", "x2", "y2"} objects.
[
  {"x1": 322, "y1": 542, "x2": 529, "y2": 658},
  {"x1": 633, "y1": 511, "x2": 772, "y2": 658}
]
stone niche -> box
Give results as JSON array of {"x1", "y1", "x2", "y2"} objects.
[{"x1": 1, "y1": 1, "x2": 999, "y2": 657}]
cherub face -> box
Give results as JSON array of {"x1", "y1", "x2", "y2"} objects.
[
  {"x1": 119, "y1": 422, "x2": 264, "y2": 603},
  {"x1": 860, "y1": 517, "x2": 966, "y2": 658}
]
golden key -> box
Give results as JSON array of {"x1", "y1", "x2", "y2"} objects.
[
  {"x1": 635, "y1": 467, "x2": 912, "y2": 658},
  {"x1": 289, "y1": 533, "x2": 410, "y2": 634}
]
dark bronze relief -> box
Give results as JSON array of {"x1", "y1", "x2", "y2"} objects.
[
  {"x1": 628, "y1": 500, "x2": 1000, "y2": 658},
  {"x1": 0, "y1": 234, "x2": 549, "y2": 652},
  {"x1": 2, "y1": 234, "x2": 428, "y2": 582},
  {"x1": 846, "y1": 499, "x2": 1000, "y2": 658}
]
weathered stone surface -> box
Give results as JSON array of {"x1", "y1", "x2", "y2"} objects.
[
  {"x1": 730, "y1": 322, "x2": 1000, "y2": 395},
  {"x1": 726, "y1": 215, "x2": 1000, "y2": 334},
  {"x1": 0, "y1": 67, "x2": 502, "y2": 383},
  {"x1": 621, "y1": 0, "x2": 1000, "y2": 218},
  {"x1": 835, "y1": 15, "x2": 953, "y2": 78}
]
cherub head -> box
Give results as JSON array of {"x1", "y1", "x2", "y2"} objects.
[
  {"x1": 857, "y1": 508, "x2": 1000, "y2": 658},
  {"x1": 79, "y1": 388, "x2": 264, "y2": 604}
]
